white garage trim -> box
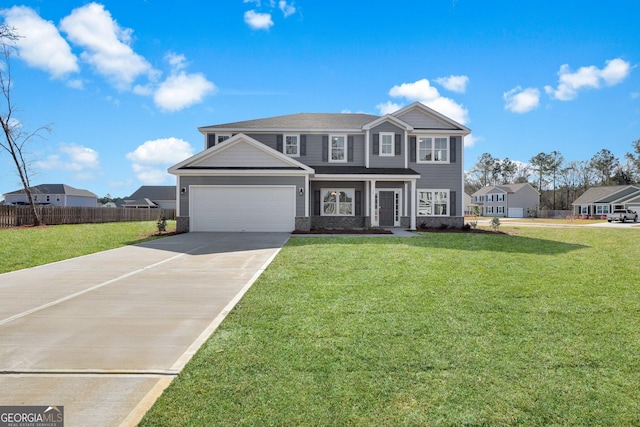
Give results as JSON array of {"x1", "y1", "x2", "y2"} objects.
[{"x1": 190, "y1": 185, "x2": 296, "y2": 232}]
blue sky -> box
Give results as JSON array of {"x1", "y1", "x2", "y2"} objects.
[{"x1": 1, "y1": 0, "x2": 639, "y2": 198}]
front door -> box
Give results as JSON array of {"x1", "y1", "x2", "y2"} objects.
[{"x1": 379, "y1": 191, "x2": 395, "y2": 226}]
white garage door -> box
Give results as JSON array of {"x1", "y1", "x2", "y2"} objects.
[
  {"x1": 508, "y1": 207, "x2": 524, "y2": 218},
  {"x1": 190, "y1": 185, "x2": 296, "y2": 232}
]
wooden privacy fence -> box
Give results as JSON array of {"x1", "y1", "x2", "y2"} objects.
[{"x1": 0, "y1": 206, "x2": 175, "y2": 228}]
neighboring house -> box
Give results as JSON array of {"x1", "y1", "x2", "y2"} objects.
[
  {"x1": 168, "y1": 102, "x2": 470, "y2": 232},
  {"x1": 2, "y1": 184, "x2": 97, "y2": 207},
  {"x1": 571, "y1": 185, "x2": 640, "y2": 217},
  {"x1": 122, "y1": 185, "x2": 176, "y2": 209},
  {"x1": 464, "y1": 192, "x2": 476, "y2": 215},
  {"x1": 471, "y1": 183, "x2": 540, "y2": 218}
]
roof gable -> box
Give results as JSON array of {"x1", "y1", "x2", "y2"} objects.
[
  {"x1": 169, "y1": 134, "x2": 313, "y2": 173},
  {"x1": 392, "y1": 102, "x2": 470, "y2": 133},
  {"x1": 572, "y1": 185, "x2": 640, "y2": 205},
  {"x1": 3, "y1": 184, "x2": 97, "y2": 198}
]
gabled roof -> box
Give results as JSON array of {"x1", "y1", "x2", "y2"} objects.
[
  {"x1": 198, "y1": 102, "x2": 471, "y2": 135},
  {"x1": 169, "y1": 133, "x2": 314, "y2": 175},
  {"x1": 471, "y1": 183, "x2": 539, "y2": 197},
  {"x1": 572, "y1": 185, "x2": 640, "y2": 205},
  {"x1": 122, "y1": 198, "x2": 159, "y2": 208},
  {"x1": 3, "y1": 184, "x2": 97, "y2": 198},
  {"x1": 128, "y1": 185, "x2": 176, "y2": 201}
]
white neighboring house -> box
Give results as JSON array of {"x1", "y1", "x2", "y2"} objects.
[
  {"x1": 3, "y1": 184, "x2": 98, "y2": 207},
  {"x1": 471, "y1": 183, "x2": 540, "y2": 218}
]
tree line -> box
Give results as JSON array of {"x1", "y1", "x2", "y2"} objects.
[{"x1": 466, "y1": 140, "x2": 640, "y2": 211}]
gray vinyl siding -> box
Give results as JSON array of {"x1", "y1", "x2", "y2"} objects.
[
  {"x1": 369, "y1": 123, "x2": 405, "y2": 168},
  {"x1": 178, "y1": 175, "x2": 306, "y2": 217},
  {"x1": 508, "y1": 186, "x2": 539, "y2": 210},
  {"x1": 412, "y1": 135, "x2": 463, "y2": 216},
  {"x1": 244, "y1": 133, "x2": 366, "y2": 166},
  {"x1": 397, "y1": 110, "x2": 457, "y2": 129}
]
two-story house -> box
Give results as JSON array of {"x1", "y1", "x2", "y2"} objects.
[
  {"x1": 471, "y1": 183, "x2": 540, "y2": 218},
  {"x1": 168, "y1": 102, "x2": 470, "y2": 232}
]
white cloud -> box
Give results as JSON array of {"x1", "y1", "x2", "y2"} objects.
[
  {"x1": 244, "y1": 10, "x2": 274, "y2": 30},
  {"x1": 126, "y1": 137, "x2": 194, "y2": 184},
  {"x1": 35, "y1": 143, "x2": 100, "y2": 179},
  {"x1": 503, "y1": 86, "x2": 541, "y2": 113},
  {"x1": 279, "y1": 1, "x2": 296, "y2": 17},
  {"x1": 154, "y1": 72, "x2": 217, "y2": 112},
  {"x1": 383, "y1": 78, "x2": 470, "y2": 125},
  {"x1": 464, "y1": 133, "x2": 481, "y2": 148},
  {"x1": 544, "y1": 58, "x2": 631, "y2": 101},
  {"x1": 60, "y1": 2, "x2": 155, "y2": 90},
  {"x1": 435, "y1": 75, "x2": 469, "y2": 93},
  {"x1": 376, "y1": 101, "x2": 403, "y2": 115},
  {"x1": 0, "y1": 6, "x2": 78, "y2": 78}
]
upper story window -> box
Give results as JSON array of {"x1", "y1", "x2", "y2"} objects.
[
  {"x1": 417, "y1": 136, "x2": 448, "y2": 163},
  {"x1": 284, "y1": 134, "x2": 299, "y2": 157},
  {"x1": 330, "y1": 135, "x2": 347, "y2": 162},
  {"x1": 497, "y1": 194, "x2": 505, "y2": 202},
  {"x1": 380, "y1": 132, "x2": 395, "y2": 156},
  {"x1": 217, "y1": 134, "x2": 231, "y2": 144}
]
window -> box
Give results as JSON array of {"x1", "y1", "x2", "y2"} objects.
[
  {"x1": 486, "y1": 206, "x2": 494, "y2": 214},
  {"x1": 418, "y1": 190, "x2": 448, "y2": 216},
  {"x1": 487, "y1": 194, "x2": 494, "y2": 202},
  {"x1": 497, "y1": 194, "x2": 505, "y2": 202},
  {"x1": 329, "y1": 135, "x2": 347, "y2": 162},
  {"x1": 217, "y1": 134, "x2": 231, "y2": 144},
  {"x1": 417, "y1": 136, "x2": 448, "y2": 162},
  {"x1": 497, "y1": 206, "x2": 504, "y2": 214},
  {"x1": 580, "y1": 206, "x2": 588, "y2": 214},
  {"x1": 595, "y1": 205, "x2": 610, "y2": 215},
  {"x1": 380, "y1": 132, "x2": 394, "y2": 156},
  {"x1": 284, "y1": 134, "x2": 299, "y2": 157},
  {"x1": 322, "y1": 189, "x2": 354, "y2": 216}
]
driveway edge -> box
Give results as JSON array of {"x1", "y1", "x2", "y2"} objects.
[{"x1": 119, "y1": 236, "x2": 290, "y2": 427}]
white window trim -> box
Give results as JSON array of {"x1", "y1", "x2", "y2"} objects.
[
  {"x1": 216, "y1": 134, "x2": 231, "y2": 144},
  {"x1": 284, "y1": 134, "x2": 300, "y2": 157},
  {"x1": 321, "y1": 188, "x2": 355, "y2": 216},
  {"x1": 417, "y1": 189, "x2": 450, "y2": 217},
  {"x1": 497, "y1": 194, "x2": 505, "y2": 201},
  {"x1": 329, "y1": 134, "x2": 347, "y2": 163},
  {"x1": 379, "y1": 132, "x2": 395, "y2": 157},
  {"x1": 497, "y1": 206, "x2": 505, "y2": 214},
  {"x1": 416, "y1": 135, "x2": 450, "y2": 164},
  {"x1": 486, "y1": 206, "x2": 494, "y2": 214}
]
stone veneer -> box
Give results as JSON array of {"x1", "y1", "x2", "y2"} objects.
[
  {"x1": 176, "y1": 216, "x2": 190, "y2": 233},
  {"x1": 416, "y1": 216, "x2": 464, "y2": 229}
]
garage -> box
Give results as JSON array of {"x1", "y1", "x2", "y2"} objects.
[
  {"x1": 190, "y1": 185, "x2": 296, "y2": 232},
  {"x1": 508, "y1": 207, "x2": 524, "y2": 218}
]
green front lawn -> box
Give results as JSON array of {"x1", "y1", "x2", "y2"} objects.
[
  {"x1": 0, "y1": 221, "x2": 174, "y2": 274},
  {"x1": 140, "y1": 227, "x2": 640, "y2": 426}
]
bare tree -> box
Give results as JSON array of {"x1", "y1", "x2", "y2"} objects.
[
  {"x1": 0, "y1": 25, "x2": 49, "y2": 225},
  {"x1": 589, "y1": 149, "x2": 619, "y2": 186}
]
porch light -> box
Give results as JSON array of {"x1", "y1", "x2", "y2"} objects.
[{"x1": 299, "y1": 188, "x2": 304, "y2": 196}]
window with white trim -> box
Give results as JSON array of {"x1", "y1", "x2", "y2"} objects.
[
  {"x1": 595, "y1": 205, "x2": 609, "y2": 215},
  {"x1": 284, "y1": 134, "x2": 299, "y2": 157},
  {"x1": 497, "y1": 206, "x2": 504, "y2": 214},
  {"x1": 580, "y1": 206, "x2": 588, "y2": 214},
  {"x1": 417, "y1": 136, "x2": 448, "y2": 162},
  {"x1": 322, "y1": 189, "x2": 354, "y2": 216},
  {"x1": 418, "y1": 190, "x2": 449, "y2": 216},
  {"x1": 380, "y1": 132, "x2": 394, "y2": 156},
  {"x1": 497, "y1": 194, "x2": 505, "y2": 201},
  {"x1": 486, "y1": 206, "x2": 494, "y2": 214},
  {"x1": 217, "y1": 134, "x2": 231, "y2": 144},
  {"x1": 329, "y1": 135, "x2": 347, "y2": 162}
]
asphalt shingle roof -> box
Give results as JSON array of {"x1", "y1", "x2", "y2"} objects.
[
  {"x1": 128, "y1": 186, "x2": 176, "y2": 201},
  {"x1": 3, "y1": 184, "x2": 97, "y2": 198},
  {"x1": 199, "y1": 113, "x2": 381, "y2": 131}
]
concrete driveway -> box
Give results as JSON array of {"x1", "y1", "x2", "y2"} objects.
[{"x1": 0, "y1": 232, "x2": 289, "y2": 427}]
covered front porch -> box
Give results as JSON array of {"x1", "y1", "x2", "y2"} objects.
[{"x1": 305, "y1": 166, "x2": 420, "y2": 231}]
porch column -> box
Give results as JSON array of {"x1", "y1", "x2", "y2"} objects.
[
  {"x1": 370, "y1": 179, "x2": 377, "y2": 226},
  {"x1": 410, "y1": 180, "x2": 416, "y2": 230}
]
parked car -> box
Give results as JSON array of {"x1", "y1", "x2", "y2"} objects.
[{"x1": 606, "y1": 209, "x2": 638, "y2": 223}]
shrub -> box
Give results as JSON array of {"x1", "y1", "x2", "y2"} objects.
[{"x1": 491, "y1": 217, "x2": 501, "y2": 232}]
